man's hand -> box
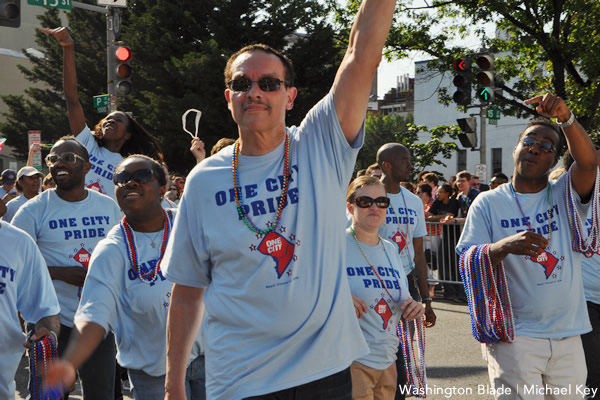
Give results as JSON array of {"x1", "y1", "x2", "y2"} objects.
[
  {"x1": 524, "y1": 94, "x2": 571, "y2": 123},
  {"x1": 190, "y1": 138, "x2": 206, "y2": 164},
  {"x1": 424, "y1": 303, "x2": 436, "y2": 328},
  {"x1": 489, "y1": 230, "x2": 549, "y2": 267},
  {"x1": 40, "y1": 27, "x2": 74, "y2": 48},
  {"x1": 400, "y1": 299, "x2": 425, "y2": 321},
  {"x1": 352, "y1": 296, "x2": 368, "y2": 318}
]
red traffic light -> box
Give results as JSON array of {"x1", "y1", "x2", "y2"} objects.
[
  {"x1": 453, "y1": 58, "x2": 467, "y2": 71},
  {"x1": 115, "y1": 46, "x2": 131, "y2": 62}
]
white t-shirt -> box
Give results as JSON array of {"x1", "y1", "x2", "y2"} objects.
[
  {"x1": 379, "y1": 187, "x2": 427, "y2": 275},
  {"x1": 76, "y1": 210, "x2": 201, "y2": 376},
  {"x1": 345, "y1": 231, "x2": 410, "y2": 369},
  {"x1": 2, "y1": 194, "x2": 29, "y2": 223},
  {"x1": 12, "y1": 189, "x2": 121, "y2": 327},
  {"x1": 457, "y1": 174, "x2": 592, "y2": 337},
  {"x1": 0, "y1": 222, "x2": 60, "y2": 399},
  {"x1": 76, "y1": 125, "x2": 124, "y2": 201},
  {"x1": 162, "y1": 92, "x2": 369, "y2": 400}
]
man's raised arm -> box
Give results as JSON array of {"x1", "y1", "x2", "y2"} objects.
[{"x1": 333, "y1": 0, "x2": 397, "y2": 144}]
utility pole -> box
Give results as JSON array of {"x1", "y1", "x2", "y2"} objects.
[{"x1": 480, "y1": 105, "x2": 487, "y2": 166}]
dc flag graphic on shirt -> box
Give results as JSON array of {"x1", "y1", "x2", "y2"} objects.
[
  {"x1": 74, "y1": 248, "x2": 91, "y2": 267},
  {"x1": 375, "y1": 298, "x2": 392, "y2": 329},
  {"x1": 87, "y1": 182, "x2": 102, "y2": 193},
  {"x1": 392, "y1": 231, "x2": 407, "y2": 253},
  {"x1": 258, "y1": 232, "x2": 295, "y2": 278},
  {"x1": 530, "y1": 250, "x2": 559, "y2": 279}
]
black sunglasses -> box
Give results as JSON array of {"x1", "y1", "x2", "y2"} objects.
[
  {"x1": 113, "y1": 168, "x2": 155, "y2": 186},
  {"x1": 521, "y1": 136, "x2": 555, "y2": 153},
  {"x1": 353, "y1": 196, "x2": 390, "y2": 209},
  {"x1": 227, "y1": 77, "x2": 285, "y2": 92}
]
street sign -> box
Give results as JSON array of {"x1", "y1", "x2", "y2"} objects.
[
  {"x1": 28, "y1": 130, "x2": 42, "y2": 171},
  {"x1": 97, "y1": 0, "x2": 127, "y2": 7},
  {"x1": 27, "y1": 0, "x2": 72, "y2": 10},
  {"x1": 93, "y1": 94, "x2": 109, "y2": 114},
  {"x1": 486, "y1": 107, "x2": 501, "y2": 120},
  {"x1": 475, "y1": 164, "x2": 487, "y2": 182}
]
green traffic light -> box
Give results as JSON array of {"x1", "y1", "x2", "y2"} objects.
[{"x1": 479, "y1": 88, "x2": 491, "y2": 101}]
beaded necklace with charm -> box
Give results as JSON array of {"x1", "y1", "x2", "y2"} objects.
[
  {"x1": 350, "y1": 226, "x2": 401, "y2": 302},
  {"x1": 232, "y1": 130, "x2": 290, "y2": 235},
  {"x1": 121, "y1": 209, "x2": 172, "y2": 284}
]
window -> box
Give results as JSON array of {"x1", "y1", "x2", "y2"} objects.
[
  {"x1": 492, "y1": 148, "x2": 502, "y2": 174},
  {"x1": 457, "y1": 149, "x2": 467, "y2": 172}
]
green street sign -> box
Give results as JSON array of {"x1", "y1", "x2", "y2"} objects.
[
  {"x1": 486, "y1": 107, "x2": 501, "y2": 120},
  {"x1": 28, "y1": 0, "x2": 72, "y2": 10},
  {"x1": 93, "y1": 94, "x2": 109, "y2": 114}
]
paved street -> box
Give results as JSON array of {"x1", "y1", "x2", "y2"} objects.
[{"x1": 15, "y1": 300, "x2": 490, "y2": 400}]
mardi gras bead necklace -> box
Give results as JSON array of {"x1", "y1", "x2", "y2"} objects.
[
  {"x1": 30, "y1": 335, "x2": 62, "y2": 400},
  {"x1": 350, "y1": 227, "x2": 402, "y2": 302},
  {"x1": 121, "y1": 209, "x2": 172, "y2": 284},
  {"x1": 387, "y1": 187, "x2": 414, "y2": 270},
  {"x1": 460, "y1": 244, "x2": 515, "y2": 343},
  {"x1": 510, "y1": 181, "x2": 553, "y2": 243},
  {"x1": 398, "y1": 317, "x2": 427, "y2": 398},
  {"x1": 566, "y1": 169, "x2": 600, "y2": 256},
  {"x1": 232, "y1": 131, "x2": 290, "y2": 235}
]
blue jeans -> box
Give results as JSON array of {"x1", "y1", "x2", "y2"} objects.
[
  {"x1": 128, "y1": 355, "x2": 206, "y2": 400},
  {"x1": 243, "y1": 367, "x2": 352, "y2": 400}
]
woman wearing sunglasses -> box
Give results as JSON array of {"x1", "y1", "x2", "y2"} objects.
[
  {"x1": 41, "y1": 27, "x2": 163, "y2": 202},
  {"x1": 345, "y1": 176, "x2": 424, "y2": 399},
  {"x1": 45, "y1": 155, "x2": 204, "y2": 400}
]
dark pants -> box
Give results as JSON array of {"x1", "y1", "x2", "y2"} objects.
[
  {"x1": 57, "y1": 324, "x2": 117, "y2": 400},
  {"x1": 243, "y1": 367, "x2": 352, "y2": 400},
  {"x1": 582, "y1": 301, "x2": 600, "y2": 399}
]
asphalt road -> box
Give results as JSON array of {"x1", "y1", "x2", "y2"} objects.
[{"x1": 15, "y1": 300, "x2": 490, "y2": 400}]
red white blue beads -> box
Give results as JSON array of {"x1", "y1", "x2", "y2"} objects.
[{"x1": 30, "y1": 335, "x2": 62, "y2": 399}]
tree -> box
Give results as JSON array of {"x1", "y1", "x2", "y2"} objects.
[
  {"x1": 357, "y1": 113, "x2": 459, "y2": 181},
  {"x1": 1, "y1": 0, "x2": 343, "y2": 173},
  {"x1": 337, "y1": 0, "x2": 600, "y2": 139}
]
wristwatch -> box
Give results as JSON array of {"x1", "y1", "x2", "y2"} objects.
[{"x1": 556, "y1": 111, "x2": 576, "y2": 128}]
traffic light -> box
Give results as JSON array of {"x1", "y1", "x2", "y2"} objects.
[
  {"x1": 457, "y1": 117, "x2": 477, "y2": 148},
  {"x1": 452, "y1": 57, "x2": 472, "y2": 106},
  {"x1": 113, "y1": 43, "x2": 132, "y2": 96},
  {"x1": 0, "y1": 0, "x2": 20, "y2": 28},
  {"x1": 475, "y1": 54, "x2": 495, "y2": 103}
]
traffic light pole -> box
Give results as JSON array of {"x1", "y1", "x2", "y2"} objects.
[
  {"x1": 71, "y1": 1, "x2": 116, "y2": 112},
  {"x1": 480, "y1": 105, "x2": 487, "y2": 166}
]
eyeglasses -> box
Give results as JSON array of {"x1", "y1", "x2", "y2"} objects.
[
  {"x1": 113, "y1": 168, "x2": 155, "y2": 187},
  {"x1": 45, "y1": 152, "x2": 87, "y2": 167},
  {"x1": 227, "y1": 77, "x2": 285, "y2": 92},
  {"x1": 353, "y1": 196, "x2": 390, "y2": 209},
  {"x1": 521, "y1": 137, "x2": 555, "y2": 153}
]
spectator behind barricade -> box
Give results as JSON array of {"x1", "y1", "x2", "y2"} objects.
[
  {"x1": 345, "y1": 175, "x2": 424, "y2": 400},
  {"x1": 366, "y1": 162, "x2": 382, "y2": 179},
  {"x1": 455, "y1": 170, "x2": 479, "y2": 220},
  {"x1": 210, "y1": 137, "x2": 235, "y2": 156},
  {"x1": 429, "y1": 183, "x2": 463, "y2": 301},
  {"x1": 471, "y1": 175, "x2": 490, "y2": 192},
  {"x1": 173, "y1": 176, "x2": 185, "y2": 194},
  {"x1": 45, "y1": 155, "x2": 205, "y2": 400},
  {"x1": 1, "y1": 169, "x2": 17, "y2": 204},
  {"x1": 2, "y1": 166, "x2": 44, "y2": 223},
  {"x1": 400, "y1": 181, "x2": 415, "y2": 193},
  {"x1": 43, "y1": 173, "x2": 56, "y2": 191},
  {"x1": 556, "y1": 148, "x2": 600, "y2": 398},
  {"x1": 43, "y1": 27, "x2": 163, "y2": 202},
  {"x1": 489, "y1": 172, "x2": 509, "y2": 190},
  {"x1": 0, "y1": 221, "x2": 60, "y2": 399},
  {"x1": 417, "y1": 183, "x2": 439, "y2": 298},
  {"x1": 449, "y1": 175, "x2": 457, "y2": 186},
  {"x1": 421, "y1": 172, "x2": 439, "y2": 199},
  {"x1": 12, "y1": 136, "x2": 122, "y2": 400},
  {"x1": 456, "y1": 94, "x2": 598, "y2": 398}
]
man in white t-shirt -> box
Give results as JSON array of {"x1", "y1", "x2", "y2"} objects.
[
  {"x1": 457, "y1": 94, "x2": 599, "y2": 398},
  {"x1": 2, "y1": 166, "x2": 44, "y2": 223},
  {"x1": 162, "y1": 2, "x2": 399, "y2": 399}
]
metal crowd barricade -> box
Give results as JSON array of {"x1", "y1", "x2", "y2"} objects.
[{"x1": 423, "y1": 221, "x2": 465, "y2": 284}]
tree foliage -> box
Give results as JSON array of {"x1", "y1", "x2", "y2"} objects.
[
  {"x1": 338, "y1": 0, "x2": 600, "y2": 139},
  {"x1": 357, "y1": 113, "x2": 459, "y2": 181},
  {"x1": 1, "y1": 0, "x2": 343, "y2": 173}
]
